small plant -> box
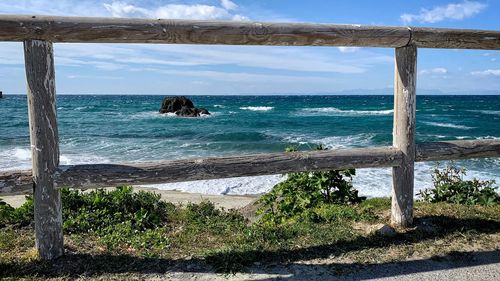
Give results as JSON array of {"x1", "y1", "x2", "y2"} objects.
[
  {"x1": 418, "y1": 163, "x2": 499, "y2": 206},
  {"x1": 0, "y1": 199, "x2": 14, "y2": 226},
  {"x1": 0, "y1": 187, "x2": 176, "y2": 252},
  {"x1": 257, "y1": 145, "x2": 365, "y2": 224},
  {"x1": 0, "y1": 196, "x2": 34, "y2": 227},
  {"x1": 177, "y1": 200, "x2": 247, "y2": 236},
  {"x1": 62, "y1": 186, "x2": 175, "y2": 234}
]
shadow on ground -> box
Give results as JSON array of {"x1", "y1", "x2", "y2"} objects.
[{"x1": 1, "y1": 215, "x2": 499, "y2": 279}]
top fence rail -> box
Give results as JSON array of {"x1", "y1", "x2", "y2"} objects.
[{"x1": 0, "y1": 15, "x2": 499, "y2": 49}]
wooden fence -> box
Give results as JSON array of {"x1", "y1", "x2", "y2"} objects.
[{"x1": 0, "y1": 15, "x2": 499, "y2": 260}]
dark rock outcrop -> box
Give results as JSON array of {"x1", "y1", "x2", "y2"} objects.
[{"x1": 159, "y1": 96, "x2": 210, "y2": 117}]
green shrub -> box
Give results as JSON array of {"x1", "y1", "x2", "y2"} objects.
[
  {"x1": 0, "y1": 199, "x2": 15, "y2": 226},
  {"x1": 257, "y1": 145, "x2": 366, "y2": 224},
  {"x1": 0, "y1": 187, "x2": 177, "y2": 252},
  {"x1": 0, "y1": 196, "x2": 34, "y2": 227},
  {"x1": 0, "y1": 187, "x2": 175, "y2": 232},
  {"x1": 62, "y1": 186, "x2": 175, "y2": 234},
  {"x1": 178, "y1": 200, "x2": 247, "y2": 235},
  {"x1": 418, "y1": 164, "x2": 499, "y2": 206}
]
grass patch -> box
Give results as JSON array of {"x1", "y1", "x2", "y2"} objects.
[{"x1": 0, "y1": 188, "x2": 499, "y2": 279}]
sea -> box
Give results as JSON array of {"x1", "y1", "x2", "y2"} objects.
[{"x1": 1, "y1": 94, "x2": 499, "y2": 198}]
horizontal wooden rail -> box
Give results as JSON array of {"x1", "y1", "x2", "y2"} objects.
[
  {"x1": 0, "y1": 146, "x2": 402, "y2": 194},
  {"x1": 0, "y1": 15, "x2": 499, "y2": 49},
  {"x1": 416, "y1": 139, "x2": 500, "y2": 161},
  {"x1": 411, "y1": 27, "x2": 500, "y2": 50},
  {"x1": 0, "y1": 15, "x2": 410, "y2": 47},
  {"x1": 1, "y1": 139, "x2": 498, "y2": 195}
]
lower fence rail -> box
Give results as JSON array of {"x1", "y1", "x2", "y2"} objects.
[{"x1": 1, "y1": 139, "x2": 499, "y2": 194}]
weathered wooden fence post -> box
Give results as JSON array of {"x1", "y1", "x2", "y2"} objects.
[
  {"x1": 391, "y1": 44, "x2": 417, "y2": 227},
  {"x1": 24, "y1": 39, "x2": 64, "y2": 259}
]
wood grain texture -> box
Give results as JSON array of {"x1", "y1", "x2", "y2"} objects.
[
  {"x1": 391, "y1": 44, "x2": 417, "y2": 228},
  {"x1": 416, "y1": 139, "x2": 500, "y2": 161},
  {"x1": 0, "y1": 170, "x2": 32, "y2": 194},
  {"x1": 1, "y1": 139, "x2": 498, "y2": 194},
  {"x1": 1, "y1": 146, "x2": 402, "y2": 192},
  {"x1": 24, "y1": 39, "x2": 63, "y2": 260},
  {"x1": 411, "y1": 27, "x2": 500, "y2": 50},
  {"x1": 57, "y1": 146, "x2": 403, "y2": 188},
  {"x1": 0, "y1": 15, "x2": 410, "y2": 47},
  {"x1": 0, "y1": 15, "x2": 499, "y2": 49}
]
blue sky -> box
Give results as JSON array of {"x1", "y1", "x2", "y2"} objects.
[{"x1": 0, "y1": 0, "x2": 499, "y2": 95}]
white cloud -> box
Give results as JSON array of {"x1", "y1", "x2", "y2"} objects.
[
  {"x1": 0, "y1": 1, "x2": 399, "y2": 93},
  {"x1": 50, "y1": 43, "x2": 381, "y2": 74},
  {"x1": 420, "y1": 68, "x2": 448, "y2": 74},
  {"x1": 0, "y1": 43, "x2": 23, "y2": 65},
  {"x1": 471, "y1": 69, "x2": 500, "y2": 76},
  {"x1": 0, "y1": 0, "x2": 109, "y2": 17},
  {"x1": 221, "y1": 0, "x2": 238, "y2": 11},
  {"x1": 0, "y1": 1, "x2": 248, "y2": 21},
  {"x1": 156, "y1": 69, "x2": 334, "y2": 83},
  {"x1": 67, "y1": 74, "x2": 123, "y2": 80},
  {"x1": 338, "y1": 47, "x2": 360, "y2": 53},
  {"x1": 0, "y1": 40, "x2": 389, "y2": 75},
  {"x1": 103, "y1": 1, "x2": 247, "y2": 21},
  {"x1": 401, "y1": 1, "x2": 486, "y2": 24}
]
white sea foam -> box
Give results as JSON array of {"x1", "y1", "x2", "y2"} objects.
[
  {"x1": 240, "y1": 106, "x2": 274, "y2": 111},
  {"x1": 477, "y1": 136, "x2": 500, "y2": 140},
  {"x1": 131, "y1": 111, "x2": 215, "y2": 119},
  {"x1": 59, "y1": 154, "x2": 110, "y2": 166},
  {"x1": 315, "y1": 134, "x2": 375, "y2": 149},
  {"x1": 0, "y1": 147, "x2": 110, "y2": 171},
  {"x1": 13, "y1": 148, "x2": 31, "y2": 161},
  {"x1": 143, "y1": 174, "x2": 286, "y2": 196},
  {"x1": 279, "y1": 133, "x2": 375, "y2": 149},
  {"x1": 131, "y1": 111, "x2": 177, "y2": 119},
  {"x1": 144, "y1": 161, "x2": 500, "y2": 199},
  {"x1": 423, "y1": 121, "x2": 474, "y2": 130},
  {"x1": 298, "y1": 107, "x2": 393, "y2": 116},
  {"x1": 467, "y1": 110, "x2": 500, "y2": 116},
  {"x1": 214, "y1": 104, "x2": 225, "y2": 108},
  {"x1": 0, "y1": 148, "x2": 32, "y2": 170},
  {"x1": 74, "y1": 106, "x2": 94, "y2": 111}
]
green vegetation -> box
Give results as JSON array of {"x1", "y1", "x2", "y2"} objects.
[
  {"x1": 0, "y1": 162, "x2": 499, "y2": 278},
  {"x1": 418, "y1": 163, "x2": 499, "y2": 206},
  {"x1": 0, "y1": 187, "x2": 499, "y2": 278},
  {"x1": 61, "y1": 186, "x2": 173, "y2": 233},
  {"x1": 257, "y1": 145, "x2": 366, "y2": 224},
  {"x1": 0, "y1": 197, "x2": 33, "y2": 227},
  {"x1": 257, "y1": 170, "x2": 367, "y2": 224}
]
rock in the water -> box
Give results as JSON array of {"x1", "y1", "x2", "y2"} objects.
[
  {"x1": 197, "y1": 108, "x2": 210, "y2": 115},
  {"x1": 176, "y1": 106, "x2": 198, "y2": 117},
  {"x1": 159, "y1": 96, "x2": 210, "y2": 117}
]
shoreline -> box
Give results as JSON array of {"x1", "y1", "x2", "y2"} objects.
[{"x1": 0, "y1": 186, "x2": 259, "y2": 210}]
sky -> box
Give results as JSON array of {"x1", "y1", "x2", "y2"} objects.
[{"x1": 0, "y1": 0, "x2": 499, "y2": 95}]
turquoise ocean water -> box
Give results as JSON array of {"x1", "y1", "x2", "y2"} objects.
[{"x1": 1, "y1": 95, "x2": 499, "y2": 197}]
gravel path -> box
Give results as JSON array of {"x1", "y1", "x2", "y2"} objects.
[{"x1": 138, "y1": 250, "x2": 499, "y2": 280}]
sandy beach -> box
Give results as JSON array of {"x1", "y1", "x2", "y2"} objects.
[{"x1": 0, "y1": 186, "x2": 258, "y2": 210}]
